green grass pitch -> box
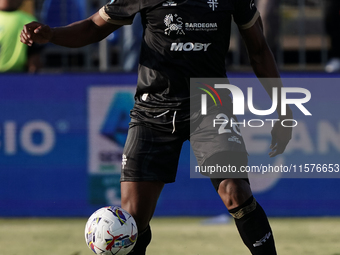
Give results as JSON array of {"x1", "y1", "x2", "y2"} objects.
[{"x1": 0, "y1": 217, "x2": 340, "y2": 255}]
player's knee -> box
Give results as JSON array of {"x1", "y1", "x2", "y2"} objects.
[{"x1": 218, "y1": 179, "x2": 252, "y2": 210}]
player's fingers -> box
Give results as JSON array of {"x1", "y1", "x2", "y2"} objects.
[
  {"x1": 269, "y1": 151, "x2": 279, "y2": 158},
  {"x1": 23, "y1": 22, "x2": 35, "y2": 34},
  {"x1": 269, "y1": 145, "x2": 282, "y2": 157},
  {"x1": 20, "y1": 31, "x2": 33, "y2": 46},
  {"x1": 33, "y1": 25, "x2": 43, "y2": 34},
  {"x1": 269, "y1": 151, "x2": 276, "y2": 157},
  {"x1": 270, "y1": 144, "x2": 277, "y2": 151},
  {"x1": 33, "y1": 24, "x2": 50, "y2": 34},
  {"x1": 269, "y1": 149, "x2": 282, "y2": 158},
  {"x1": 23, "y1": 27, "x2": 33, "y2": 41},
  {"x1": 20, "y1": 32, "x2": 26, "y2": 42},
  {"x1": 34, "y1": 24, "x2": 52, "y2": 42},
  {"x1": 270, "y1": 136, "x2": 277, "y2": 149},
  {"x1": 23, "y1": 23, "x2": 28, "y2": 34},
  {"x1": 268, "y1": 145, "x2": 277, "y2": 157},
  {"x1": 20, "y1": 29, "x2": 30, "y2": 40},
  {"x1": 269, "y1": 140, "x2": 288, "y2": 157},
  {"x1": 23, "y1": 22, "x2": 41, "y2": 37}
]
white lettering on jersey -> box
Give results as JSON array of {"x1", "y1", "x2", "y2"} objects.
[
  {"x1": 185, "y1": 23, "x2": 217, "y2": 28},
  {"x1": 170, "y1": 42, "x2": 212, "y2": 51}
]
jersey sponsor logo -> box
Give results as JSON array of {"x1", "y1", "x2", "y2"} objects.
[
  {"x1": 207, "y1": 0, "x2": 218, "y2": 11},
  {"x1": 185, "y1": 22, "x2": 218, "y2": 32},
  {"x1": 164, "y1": 14, "x2": 185, "y2": 35},
  {"x1": 162, "y1": 0, "x2": 177, "y2": 6},
  {"x1": 170, "y1": 42, "x2": 211, "y2": 52}
]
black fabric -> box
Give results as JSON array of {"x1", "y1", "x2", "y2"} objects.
[
  {"x1": 121, "y1": 108, "x2": 248, "y2": 183},
  {"x1": 233, "y1": 0, "x2": 258, "y2": 26},
  {"x1": 229, "y1": 197, "x2": 277, "y2": 255},
  {"x1": 102, "y1": 0, "x2": 258, "y2": 120},
  {"x1": 203, "y1": 151, "x2": 249, "y2": 191},
  {"x1": 121, "y1": 122, "x2": 187, "y2": 183}
]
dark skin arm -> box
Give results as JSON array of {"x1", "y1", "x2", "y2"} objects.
[
  {"x1": 239, "y1": 17, "x2": 293, "y2": 157},
  {"x1": 20, "y1": 12, "x2": 121, "y2": 48}
]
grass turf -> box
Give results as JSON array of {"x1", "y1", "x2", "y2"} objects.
[{"x1": 0, "y1": 217, "x2": 340, "y2": 255}]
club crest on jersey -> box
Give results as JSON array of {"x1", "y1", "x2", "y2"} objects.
[
  {"x1": 207, "y1": 0, "x2": 218, "y2": 11},
  {"x1": 164, "y1": 14, "x2": 185, "y2": 35}
]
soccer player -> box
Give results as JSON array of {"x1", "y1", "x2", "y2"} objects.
[{"x1": 20, "y1": 0, "x2": 292, "y2": 254}]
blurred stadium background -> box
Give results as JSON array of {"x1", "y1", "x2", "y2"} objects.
[{"x1": 1, "y1": 0, "x2": 340, "y2": 254}]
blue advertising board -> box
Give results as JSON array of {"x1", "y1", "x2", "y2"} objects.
[{"x1": 0, "y1": 73, "x2": 340, "y2": 217}]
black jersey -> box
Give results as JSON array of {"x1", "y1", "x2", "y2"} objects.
[{"x1": 100, "y1": 0, "x2": 259, "y2": 121}]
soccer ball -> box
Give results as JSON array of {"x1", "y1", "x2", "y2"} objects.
[{"x1": 85, "y1": 206, "x2": 138, "y2": 255}]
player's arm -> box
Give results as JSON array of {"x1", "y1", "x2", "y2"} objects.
[
  {"x1": 239, "y1": 17, "x2": 293, "y2": 157},
  {"x1": 20, "y1": 11, "x2": 120, "y2": 48},
  {"x1": 239, "y1": 17, "x2": 280, "y2": 78}
]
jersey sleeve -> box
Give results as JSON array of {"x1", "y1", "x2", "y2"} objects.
[
  {"x1": 99, "y1": 0, "x2": 140, "y2": 25},
  {"x1": 232, "y1": 0, "x2": 260, "y2": 30}
]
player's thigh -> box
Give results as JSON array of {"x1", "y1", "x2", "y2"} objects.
[
  {"x1": 121, "y1": 123, "x2": 185, "y2": 183},
  {"x1": 121, "y1": 123, "x2": 185, "y2": 230},
  {"x1": 204, "y1": 151, "x2": 249, "y2": 190},
  {"x1": 191, "y1": 106, "x2": 247, "y2": 174}
]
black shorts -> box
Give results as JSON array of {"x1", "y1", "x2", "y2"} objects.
[{"x1": 121, "y1": 104, "x2": 248, "y2": 183}]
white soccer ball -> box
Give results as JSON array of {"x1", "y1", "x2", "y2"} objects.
[{"x1": 85, "y1": 206, "x2": 138, "y2": 255}]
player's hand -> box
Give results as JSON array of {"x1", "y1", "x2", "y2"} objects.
[
  {"x1": 269, "y1": 117, "x2": 293, "y2": 158},
  {"x1": 20, "y1": 22, "x2": 53, "y2": 46}
]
